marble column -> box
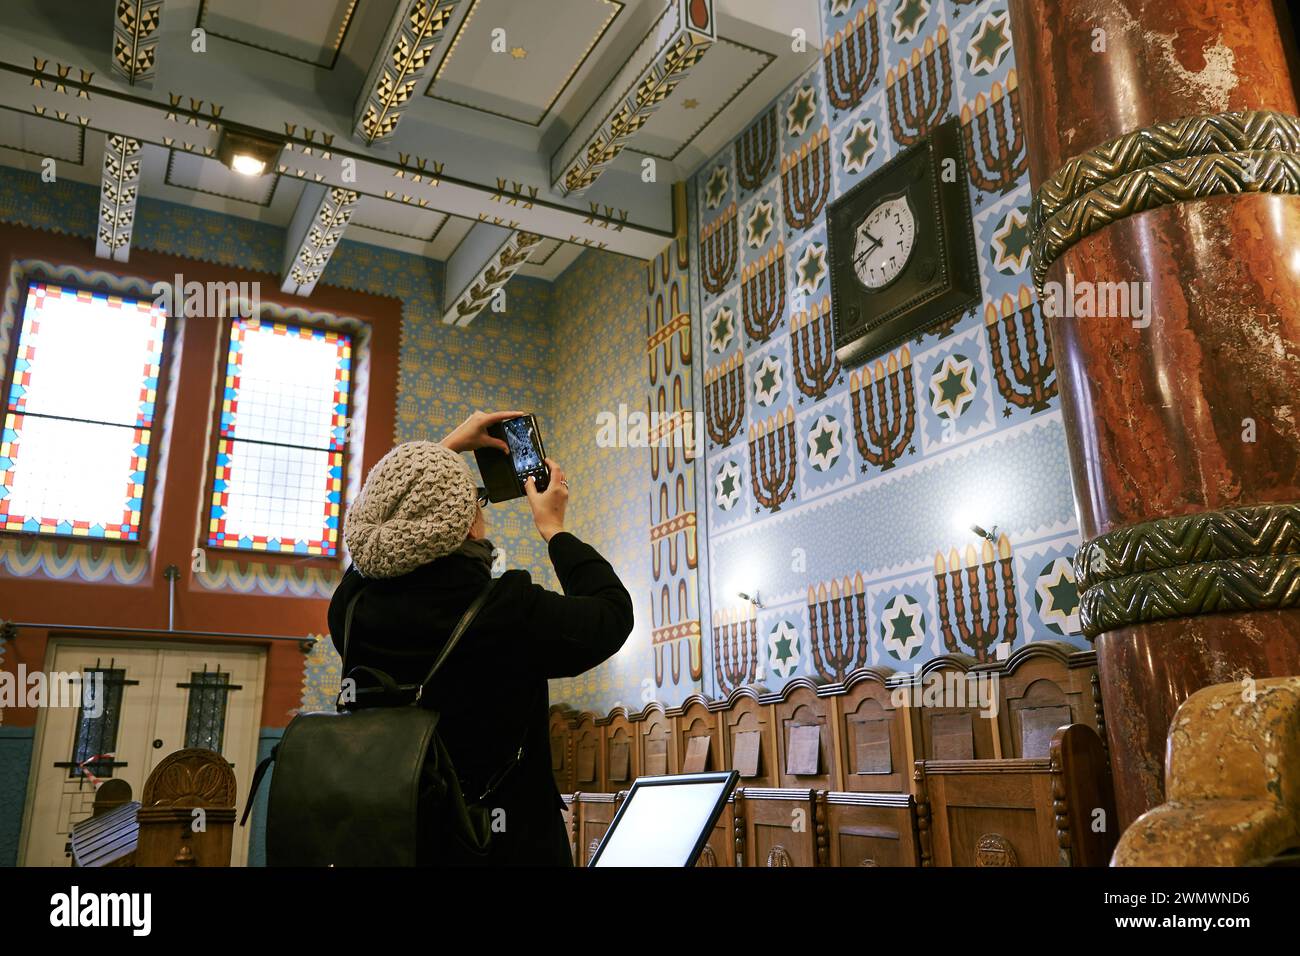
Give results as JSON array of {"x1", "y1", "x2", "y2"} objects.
[{"x1": 1007, "y1": 0, "x2": 1300, "y2": 829}]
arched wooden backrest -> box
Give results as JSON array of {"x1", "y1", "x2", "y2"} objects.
[
  {"x1": 837, "y1": 668, "x2": 907, "y2": 793},
  {"x1": 719, "y1": 688, "x2": 775, "y2": 787},
  {"x1": 996, "y1": 642, "x2": 1097, "y2": 758},
  {"x1": 548, "y1": 706, "x2": 576, "y2": 793},
  {"x1": 571, "y1": 713, "x2": 601, "y2": 789},
  {"x1": 770, "y1": 679, "x2": 836, "y2": 789},
  {"x1": 673, "y1": 694, "x2": 721, "y2": 774},
  {"x1": 636, "y1": 704, "x2": 676, "y2": 776},
  {"x1": 912, "y1": 654, "x2": 997, "y2": 760},
  {"x1": 599, "y1": 708, "x2": 635, "y2": 791}
]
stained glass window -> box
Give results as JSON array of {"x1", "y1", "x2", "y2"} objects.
[
  {"x1": 1, "y1": 281, "x2": 166, "y2": 541},
  {"x1": 206, "y1": 319, "x2": 350, "y2": 556}
]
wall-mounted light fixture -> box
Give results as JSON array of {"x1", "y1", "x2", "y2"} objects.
[
  {"x1": 217, "y1": 125, "x2": 283, "y2": 177},
  {"x1": 737, "y1": 590, "x2": 764, "y2": 609},
  {"x1": 970, "y1": 523, "x2": 1000, "y2": 544}
]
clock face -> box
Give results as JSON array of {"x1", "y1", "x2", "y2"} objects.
[{"x1": 851, "y1": 196, "x2": 915, "y2": 289}]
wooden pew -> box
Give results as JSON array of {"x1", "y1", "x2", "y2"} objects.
[
  {"x1": 914, "y1": 723, "x2": 1115, "y2": 866},
  {"x1": 987, "y1": 642, "x2": 1101, "y2": 758},
  {"x1": 718, "y1": 686, "x2": 778, "y2": 788},
  {"x1": 71, "y1": 748, "x2": 238, "y2": 867},
  {"x1": 734, "y1": 787, "x2": 821, "y2": 866},
  {"x1": 821, "y1": 791, "x2": 921, "y2": 866},
  {"x1": 599, "y1": 707, "x2": 637, "y2": 791},
  {"x1": 572, "y1": 791, "x2": 624, "y2": 866},
  {"x1": 831, "y1": 667, "x2": 909, "y2": 793}
]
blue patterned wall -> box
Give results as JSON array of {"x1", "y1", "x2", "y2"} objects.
[{"x1": 689, "y1": 0, "x2": 1082, "y2": 695}]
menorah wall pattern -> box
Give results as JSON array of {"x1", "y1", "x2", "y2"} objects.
[
  {"x1": 984, "y1": 284, "x2": 1057, "y2": 414},
  {"x1": 712, "y1": 605, "x2": 760, "y2": 696},
  {"x1": 748, "y1": 406, "x2": 797, "y2": 512},
  {"x1": 704, "y1": 351, "x2": 745, "y2": 448},
  {"x1": 934, "y1": 534, "x2": 1018, "y2": 664},
  {"x1": 849, "y1": 345, "x2": 916, "y2": 472},
  {"x1": 960, "y1": 70, "x2": 1026, "y2": 195},
  {"x1": 741, "y1": 243, "x2": 785, "y2": 343},
  {"x1": 701, "y1": 202, "x2": 738, "y2": 295},
  {"x1": 807, "y1": 572, "x2": 869, "y2": 682},
  {"x1": 886, "y1": 26, "x2": 953, "y2": 146},
  {"x1": 823, "y1": 3, "x2": 881, "y2": 112},
  {"x1": 735, "y1": 107, "x2": 777, "y2": 191},
  {"x1": 791, "y1": 296, "x2": 841, "y2": 401},
  {"x1": 781, "y1": 125, "x2": 831, "y2": 231}
]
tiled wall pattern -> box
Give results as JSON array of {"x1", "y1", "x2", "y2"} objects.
[{"x1": 689, "y1": 0, "x2": 1082, "y2": 696}]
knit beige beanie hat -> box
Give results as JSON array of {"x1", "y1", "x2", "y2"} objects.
[{"x1": 344, "y1": 441, "x2": 477, "y2": 578}]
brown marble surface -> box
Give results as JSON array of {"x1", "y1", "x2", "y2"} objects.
[
  {"x1": 1010, "y1": 0, "x2": 1299, "y2": 187},
  {"x1": 1098, "y1": 609, "x2": 1300, "y2": 828},
  {"x1": 1048, "y1": 193, "x2": 1300, "y2": 539}
]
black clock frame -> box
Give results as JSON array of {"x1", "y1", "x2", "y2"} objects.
[{"x1": 827, "y1": 117, "x2": 980, "y2": 369}]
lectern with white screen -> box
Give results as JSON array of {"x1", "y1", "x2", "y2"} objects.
[{"x1": 588, "y1": 771, "x2": 740, "y2": 867}]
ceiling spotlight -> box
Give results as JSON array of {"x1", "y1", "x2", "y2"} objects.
[{"x1": 217, "y1": 125, "x2": 282, "y2": 178}]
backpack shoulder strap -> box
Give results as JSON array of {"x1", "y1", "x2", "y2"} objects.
[{"x1": 415, "y1": 578, "x2": 495, "y2": 703}]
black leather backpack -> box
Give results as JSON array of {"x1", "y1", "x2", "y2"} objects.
[{"x1": 242, "y1": 578, "x2": 517, "y2": 866}]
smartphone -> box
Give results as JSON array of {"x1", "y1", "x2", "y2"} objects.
[{"x1": 474, "y1": 414, "x2": 549, "y2": 502}]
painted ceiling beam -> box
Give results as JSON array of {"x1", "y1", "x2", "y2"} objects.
[
  {"x1": 281, "y1": 183, "x2": 359, "y2": 297},
  {"x1": 353, "y1": 0, "x2": 462, "y2": 146},
  {"x1": 550, "y1": 0, "x2": 717, "y2": 196},
  {"x1": 111, "y1": 0, "x2": 164, "y2": 87},
  {"x1": 442, "y1": 223, "x2": 541, "y2": 327},
  {"x1": 95, "y1": 133, "x2": 143, "y2": 262},
  {"x1": 3, "y1": 59, "x2": 672, "y2": 259}
]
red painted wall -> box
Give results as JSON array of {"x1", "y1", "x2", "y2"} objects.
[{"x1": 0, "y1": 223, "x2": 400, "y2": 729}]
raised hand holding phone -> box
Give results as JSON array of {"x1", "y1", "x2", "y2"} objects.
[
  {"x1": 440, "y1": 409, "x2": 524, "y2": 454},
  {"x1": 525, "y1": 458, "x2": 567, "y2": 542}
]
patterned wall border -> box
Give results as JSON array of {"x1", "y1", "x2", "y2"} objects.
[
  {"x1": 1029, "y1": 110, "x2": 1300, "y2": 292},
  {"x1": 1075, "y1": 503, "x2": 1300, "y2": 637}
]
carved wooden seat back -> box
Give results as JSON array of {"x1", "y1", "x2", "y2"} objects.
[
  {"x1": 835, "y1": 667, "x2": 907, "y2": 792},
  {"x1": 72, "y1": 747, "x2": 237, "y2": 867},
  {"x1": 768, "y1": 678, "x2": 836, "y2": 789},
  {"x1": 719, "y1": 687, "x2": 776, "y2": 787}
]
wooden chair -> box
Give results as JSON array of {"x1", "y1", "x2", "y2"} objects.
[
  {"x1": 671, "y1": 693, "x2": 722, "y2": 775},
  {"x1": 548, "y1": 705, "x2": 576, "y2": 793},
  {"x1": 991, "y1": 642, "x2": 1099, "y2": 758},
  {"x1": 636, "y1": 702, "x2": 677, "y2": 777}
]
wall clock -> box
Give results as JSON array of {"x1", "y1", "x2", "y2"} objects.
[{"x1": 827, "y1": 117, "x2": 980, "y2": 368}]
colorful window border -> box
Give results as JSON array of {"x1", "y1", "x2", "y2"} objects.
[
  {"x1": 205, "y1": 318, "x2": 352, "y2": 557},
  {"x1": 0, "y1": 281, "x2": 167, "y2": 542}
]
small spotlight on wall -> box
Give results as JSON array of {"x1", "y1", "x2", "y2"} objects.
[
  {"x1": 970, "y1": 523, "x2": 1000, "y2": 544},
  {"x1": 737, "y1": 590, "x2": 764, "y2": 609},
  {"x1": 217, "y1": 126, "x2": 282, "y2": 177}
]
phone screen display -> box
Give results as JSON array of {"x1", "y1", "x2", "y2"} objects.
[{"x1": 504, "y1": 416, "x2": 543, "y2": 476}]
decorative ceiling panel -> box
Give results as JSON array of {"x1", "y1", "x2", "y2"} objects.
[
  {"x1": 0, "y1": 105, "x2": 86, "y2": 164},
  {"x1": 425, "y1": 0, "x2": 623, "y2": 126},
  {"x1": 625, "y1": 36, "x2": 772, "y2": 160},
  {"x1": 196, "y1": 0, "x2": 360, "y2": 68},
  {"x1": 350, "y1": 193, "x2": 448, "y2": 241},
  {"x1": 165, "y1": 148, "x2": 280, "y2": 206}
]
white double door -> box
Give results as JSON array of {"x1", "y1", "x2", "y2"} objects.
[{"x1": 19, "y1": 640, "x2": 264, "y2": 867}]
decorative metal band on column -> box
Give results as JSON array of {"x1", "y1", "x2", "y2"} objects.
[
  {"x1": 1074, "y1": 503, "x2": 1300, "y2": 638},
  {"x1": 1028, "y1": 110, "x2": 1300, "y2": 293}
]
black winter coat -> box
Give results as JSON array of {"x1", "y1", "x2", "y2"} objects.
[{"x1": 327, "y1": 531, "x2": 633, "y2": 865}]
